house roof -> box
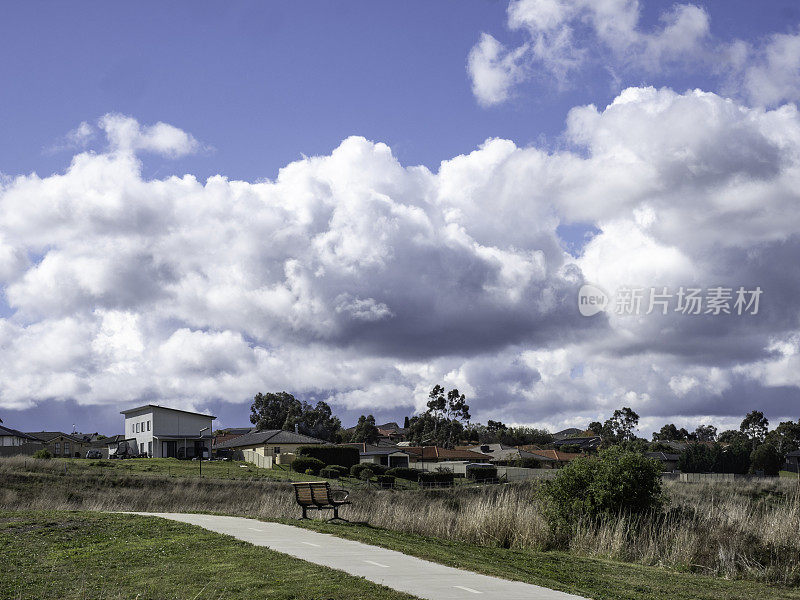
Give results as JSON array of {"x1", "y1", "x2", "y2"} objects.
[
  {"x1": 403, "y1": 446, "x2": 491, "y2": 461},
  {"x1": 339, "y1": 441, "x2": 399, "y2": 452},
  {"x1": 25, "y1": 431, "x2": 84, "y2": 443},
  {"x1": 520, "y1": 447, "x2": 583, "y2": 462},
  {"x1": 461, "y1": 443, "x2": 546, "y2": 462},
  {"x1": 120, "y1": 404, "x2": 217, "y2": 419},
  {"x1": 213, "y1": 429, "x2": 330, "y2": 449},
  {"x1": 0, "y1": 425, "x2": 39, "y2": 441},
  {"x1": 646, "y1": 451, "x2": 680, "y2": 461},
  {"x1": 786, "y1": 449, "x2": 800, "y2": 458}
]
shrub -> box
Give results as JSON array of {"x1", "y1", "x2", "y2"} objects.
[
  {"x1": 359, "y1": 467, "x2": 375, "y2": 481},
  {"x1": 385, "y1": 467, "x2": 421, "y2": 480},
  {"x1": 291, "y1": 456, "x2": 325, "y2": 475},
  {"x1": 467, "y1": 465, "x2": 497, "y2": 481},
  {"x1": 297, "y1": 446, "x2": 360, "y2": 468},
  {"x1": 32, "y1": 449, "x2": 52, "y2": 459},
  {"x1": 544, "y1": 446, "x2": 663, "y2": 523},
  {"x1": 327, "y1": 465, "x2": 349, "y2": 476},
  {"x1": 350, "y1": 463, "x2": 370, "y2": 478},
  {"x1": 319, "y1": 467, "x2": 340, "y2": 479},
  {"x1": 369, "y1": 463, "x2": 389, "y2": 475}
]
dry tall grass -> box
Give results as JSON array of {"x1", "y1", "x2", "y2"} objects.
[{"x1": 1, "y1": 456, "x2": 798, "y2": 584}]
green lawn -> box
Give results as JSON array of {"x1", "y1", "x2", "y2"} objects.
[
  {"x1": 279, "y1": 518, "x2": 800, "y2": 600},
  {"x1": 0, "y1": 510, "x2": 418, "y2": 600},
  {"x1": 779, "y1": 470, "x2": 800, "y2": 479}
]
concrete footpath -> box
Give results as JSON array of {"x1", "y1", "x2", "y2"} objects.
[{"x1": 128, "y1": 512, "x2": 589, "y2": 600}]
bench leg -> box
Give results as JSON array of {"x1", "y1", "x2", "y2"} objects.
[{"x1": 301, "y1": 506, "x2": 307, "y2": 519}]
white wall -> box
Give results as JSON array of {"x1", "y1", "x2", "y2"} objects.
[{"x1": 123, "y1": 407, "x2": 214, "y2": 457}]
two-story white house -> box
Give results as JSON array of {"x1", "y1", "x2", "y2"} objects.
[{"x1": 120, "y1": 405, "x2": 216, "y2": 458}]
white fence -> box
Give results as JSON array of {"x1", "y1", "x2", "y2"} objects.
[
  {"x1": 412, "y1": 460, "x2": 557, "y2": 481},
  {"x1": 242, "y1": 449, "x2": 273, "y2": 469}
]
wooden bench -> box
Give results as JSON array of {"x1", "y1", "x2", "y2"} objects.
[{"x1": 291, "y1": 481, "x2": 350, "y2": 521}]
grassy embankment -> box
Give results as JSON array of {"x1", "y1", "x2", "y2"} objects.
[
  {"x1": 0, "y1": 510, "x2": 418, "y2": 600},
  {"x1": 2, "y1": 455, "x2": 799, "y2": 599}
]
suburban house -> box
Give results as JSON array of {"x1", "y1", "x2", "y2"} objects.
[
  {"x1": 120, "y1": 405, "x2": 216, "y2": 459},
  {"x1": 646, "y1": 451, "x2": 681, "y2": 472},
  {"x1": 26, "y1": 431, "x2": 88, "y2": 458},
  {"x1": 352, "y1": 443, "x2": 412, "y2": 468},
  {"x1": 403, "y1": 446, "x2": 490, "y2": 468},
  {"x1": 212, "y1": 427, "x2": 253, "y2": 448},
  {"x1": 212, "y1": 429, "x2": 330, "y2": 459},
  {"x1": 463, "y1": 443, "x2": 557, "y2": 466},
  {"x1": 519, "y1": 446, "x2": 583, "y2": 468},
  {"x1": 0, "y1": 425, "x2": 42, "y2": 457}
]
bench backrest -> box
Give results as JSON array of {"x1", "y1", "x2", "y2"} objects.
[{"x1": 292, "y1": 481, "x2": 332, "y2": 507}]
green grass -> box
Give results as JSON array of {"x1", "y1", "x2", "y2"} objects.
[
  {"x1": 278, "y1": 518, "x2": 800, "y2": 600},
  {"x1": 779, "y1": 470, "x2": 800, "y2": 479},
  {"x1": 0, "y1": 510, "x2": 418, "y2": 600},
  {"x1": 17, "y1": 456, "x2": 326, "y2": 482}
]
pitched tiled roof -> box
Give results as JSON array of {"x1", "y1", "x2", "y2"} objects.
[
  {"x1": 520, "y1": 447, "x2": 583, "y2": 462},
  {"x1": 25, "y1": 431, "x2": 84, "y2": 443},
  {"x1": 0, "y1": 425, "x2": 39, "y2": 441},
  {"x1": 213, "y1": 429, "x2": 331, "y2": 449},
  {"x1": 403, "y1": 446, "x2": 491, "y2": 461},
  {"x1": 460, "y1": 443, "x2": 549, "y2": 462}
]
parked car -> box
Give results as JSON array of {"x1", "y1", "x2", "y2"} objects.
[{"x1": 85, "y1": 449, "x2": 103, "y2": 459}]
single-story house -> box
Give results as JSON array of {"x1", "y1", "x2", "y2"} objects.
[
  {"x1": 0, "y1": 425, "x2": 43, "y2": 457},
  {"x1": 353, "y1": 444, "x2": 411, "y2": 468},
  {"x1": 461, "y1": 443, "x2": 555, "y2": 465},
  {"x1": 518, "y1": 446, "x2": 583, "y2": 468},
  {"x1": 376, "y1": 422, "x2": 407, "y2": 443},
  {"x1": 26, "y1": 431, "x2": 88, "y2": 458},
  {"x1": 403, "y1": 446, "x2": 491, "y2": 468},
  {"x1": 213, "y1": 429, "x2": 330, "y2": 459},
  {"x1": 646, "y1": 451, "x2": 681, "y2": 472},
  {"x1": 212, "y1": 427, "x2": 254, "y2": 448}
]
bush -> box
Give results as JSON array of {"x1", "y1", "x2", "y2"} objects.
[
  {"x1": 418, "y1": 471, "x2": 454, "y2": 486},
  {"x1": 350, "y1": 463, "x2": 373, "y2": 478},
  {"x1": 544, "y1": 446, "x2": 663, "y2": 523},
  {"x1": 369, "y1": 463, "x2": 389, "y2": 475},
  {"x1": 359, "y1": 467, "x2": 375, "y2": 481},
  {"x1": 327, "y1": 464, "x2": 349, "y2": 476},
  {"x1": 385, "y1": 467, "x2": 421, "y2": 480},
  {"x1": 467, "y1": 465, "x2": 497, "y2": 481},
  {"x1": 319, "y1": 467, "x2": 340, "y2": 479},
  {"x1": 297, "y1": 446, "x2": 360, "y2": 468},
  {"x1": 292, "y1": 456, "x2": 325, "y2": 475},
  {"x1": 32, "y1": 449, "x2": 52, "y2": 460}
]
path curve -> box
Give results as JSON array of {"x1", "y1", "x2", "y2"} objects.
[{"x1": 127, "y1": 512, "x2": 589, "y2": 600}]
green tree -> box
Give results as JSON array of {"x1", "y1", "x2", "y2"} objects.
[
  {"x1": 407, "y1": 385, "x2": 471, "y2": 448},
  {"x1": 249, "y1": 392, "x2": 341, "y2": 441},
  {"x1": 750, "y1": 443, "x2": 783, "y2": 476},
  {"x1": 764, "y1": 420, "x2": 800, "y2": 455},
  {"x1": 652, "y1": 423, "x2": 689, "y2": 441},
  {"x1": 718, "y1": 429, "x2": 750, "y2": 445},
  {"x1": 694, "y1": 424, "x2": 717, "y2": 442},
  {"x1": 350, "y1": 415, "x2": 380, "y2": 444},
  {"x1": 600, "y1": 407, "x2": 640, "y2": 443},
  {"x1": 678, "y1": 443, "x2": 715, "y2": 473},
  {"x1": 740, "y1": 410, "x2": 769, "y2": 449}
]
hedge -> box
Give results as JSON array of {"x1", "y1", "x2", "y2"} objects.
[
  {"x1": 376, "y1": 475, "x2": 395, "y2": 488},
  {"x1": 292, "y1": 456, "x2": 325, "y2": 475},
  {"x1": 467, "y1": 465, "x2": 497, "y2": 481},
  {"x1": 350, "y1": 463, "x2": 373, "y2": 478},
  {"x1": 297, "y1": 446, "x2": 360, "y2": 468},
  {"x1": 386, "y1": 467, "x2": 421, "y2": 481}
]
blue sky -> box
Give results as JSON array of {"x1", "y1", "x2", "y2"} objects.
[
  {"x1": 3, "y1": 1, "x2": 800, "y2": 436},
  {"x1": 3, "y1": 1, "x2": 797, "y2": 182}
]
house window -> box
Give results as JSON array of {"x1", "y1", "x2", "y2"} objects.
[
  {"x1": 147, "y1": 420, "x2": 150, "y2": 432},
  {"x1": 136, "y1": 423, "x2": 140, "y2": 433},
  {"x1": 64, "y1": 442, "x2": 70, "y2": 455},
  {"x1": 148, "y1": 441, "x2": 152, "y2": 456},
  {"x1": 274, "y1": 447, "x2": 281, "y2": 455},
  {"x1": 54, "y1": 442, "x2": 60, "y2": 454},
  {"x1": 140, "y1": 443, "x2": 145, "y2": 454}
]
